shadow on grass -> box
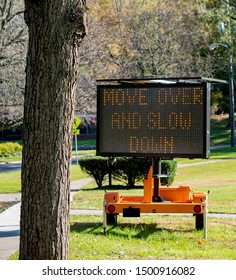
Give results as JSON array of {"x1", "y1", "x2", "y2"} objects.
[{"x1": 70, "y1": 221, "x2": 196, "y2": 240}]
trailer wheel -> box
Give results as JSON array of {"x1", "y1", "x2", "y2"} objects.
[
  {"x1": 106, "y1": 213, "x2": 117, "y2": 225},
  {"x1": 195, "y1": 214, "x2": 204, "y2": 230}
]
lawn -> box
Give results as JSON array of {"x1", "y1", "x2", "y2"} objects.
[
  {"x1": 0, "y1": 164, "x2": 86, "y2": 193},
  {"x1": 0, "y1": 170, "x2": 21, "y2": 193},
  {"x1": 175, "y1": 160, "x2": 236, "y2": 213},
  {"x1": 210, "y1": 114, "x2": 233, "y2": 146},
  {"x1": 69, "y1": 215, "x2": 236, "y2": 260},
  {"x1": 11, "y1": 214, "x2": 236, "y2": 260}
]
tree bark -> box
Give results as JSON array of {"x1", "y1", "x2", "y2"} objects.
[{"x1": 20, "y1": 0, "x2": 86, "y2": 260}]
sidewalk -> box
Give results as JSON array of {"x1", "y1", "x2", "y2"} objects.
[
  {"x1": 0, "y1": 178, "x2": 94, "y2": 260},
  {"x1": 0, "y1": 203, "x2": 20, "y2": 259}
]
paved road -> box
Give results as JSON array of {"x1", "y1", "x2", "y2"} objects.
[
  {"x1": 0, "y1": 162, "x2": 21, "y2": 173},
  {"x1": 0, "y1": 158, "x2": 83, "y2": 173}
]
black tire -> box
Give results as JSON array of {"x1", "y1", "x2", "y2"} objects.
[
  {"x1": 195, "y1": 214, "x2": 204, "y2": 230},
  {"x1": 106, "y1": 213, "x2": 118, "y2": 225}
]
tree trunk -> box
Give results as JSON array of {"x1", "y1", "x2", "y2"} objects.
[{"x1": 20, "y1": 0, "x2": 86, "y2": 260}]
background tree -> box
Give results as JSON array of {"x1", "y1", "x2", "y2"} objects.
[
  {"x1": 0, "y1": 0, "x2": 27, "y2": 129},
  {"x1": 205, "y1": 0, "x2": 236, "y2": 114},
  {"x1": 125, "y1": 0, "x2": 214, "y2": 77},
  {"x1": 20, "y1": 0, "x2": 87, "y2": 260},
  {"x1": 1, "y1": 0, "x2": 229, "y2": 124},
  {"x1": 76, "y1": 0, "x2": 217, "y2": 115}
]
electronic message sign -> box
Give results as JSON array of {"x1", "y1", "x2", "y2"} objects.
[{"x1": 97, "y1": 83, "x2": 210, "y2": 158}]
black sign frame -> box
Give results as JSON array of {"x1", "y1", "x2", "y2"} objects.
[{"x1": 97, "y1": 82, "x2": 210, "y2": 159}]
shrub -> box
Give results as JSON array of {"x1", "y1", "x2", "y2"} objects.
[
  {"x1": 112, "y1": 157, "x2": 151, "y2": 187},
  {"x1": 113, "y1": 158, "x2": 176, "y2": 187},
  {"x1": 79, "y1": 156, "x2": 177, "y2": 188},
  {"x1": 160, "y1": 159, "x2": 177, "y2": 185},
  {"x1": 79, "y1": 156, "x2": 109, "y2": 188},
  {"x1": 0, "y1": 142, "x2": 22, "y2": 157}
]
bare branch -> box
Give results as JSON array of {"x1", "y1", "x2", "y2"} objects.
[{"x1": 222, "y1": 0, "x2": 236, "y2": 8}]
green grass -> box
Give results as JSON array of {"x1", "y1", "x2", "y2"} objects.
[
  {"x1": 210, "y1": 114, "x2": 233, "y2": 146},
  {"x1": 0, "y1": 170, "x2": 21, "y2": 193},
  {"x1": 69, "y1": 215, "x2": 236, "y2": 260},
  {"x1": 72, "y1": 138, "x2": 96, "y2": 147},
  {"x1": 0, "y1": 150, "x2": 96, "y2": 162},
  {"x1": 0, "y1": 155, "x2": 22, "y2": 163},
  {"x1": 210, "y1": 147, "x2": 236, "y2": 159},
  {"x1": 70, "y1": 164, "x2": 90, "y2": 181},
  {"x1": 71, "y1": 181, "x2": 144, "y2": 210},
  {"x1": 175, "y1": 160, "x2": 236, "y2": 213},
  {"x1": 72, "y1": 150, "x2": 95, "y2": 157},
  {"x1": 0, "y1": 164, "x2": 87, "y2": 194},
  {"x1": 176, "y1": 147, "x2": 236, "y2": 166},
  {"x1": 11, "y1": 214, "x2": 236, "y2": 260}
]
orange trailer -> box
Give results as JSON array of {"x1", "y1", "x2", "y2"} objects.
[{"x1": 103, "y1": 162, "x2": 208, "y2": 238}]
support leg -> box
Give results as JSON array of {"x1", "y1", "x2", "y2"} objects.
[
  {"x1": 203, "y1": 198, "x2": 208, "y2": 240},
  {"x1": 152, "y1": 158, "x2": 165, "y2": 202},
  {"x1": 103, "y1": 201, "x2": 107, "y2": 234}
]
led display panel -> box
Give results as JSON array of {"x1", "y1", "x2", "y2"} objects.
[{"x1": 97, "y1": 83, "x2": 210, "y2": 158}]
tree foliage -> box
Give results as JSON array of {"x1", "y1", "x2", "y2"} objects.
[{"x1": 0, "y1": 0, "x2": 27, "y2": 129}]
